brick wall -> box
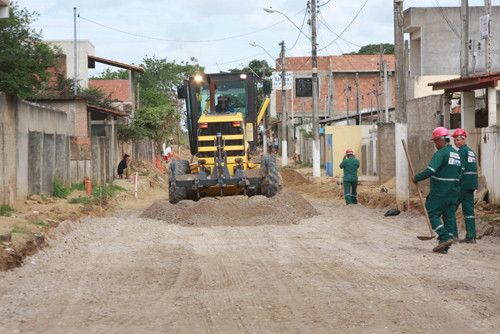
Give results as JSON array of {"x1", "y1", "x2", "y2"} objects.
[
  {"x1": 275, "y1": 55, "x2": 396, "y2": 118},
  {"x1": 89, "y1": 80, "x2": 130, "y2": 103}
]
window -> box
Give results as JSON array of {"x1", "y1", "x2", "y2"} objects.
[
  {"x1": 296, "y1": 78, "x2": 312, "y2": 97},
  {"x1": 198, "y1": 80, "x2": 249, "y2": 116}
]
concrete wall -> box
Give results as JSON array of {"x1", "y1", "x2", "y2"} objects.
[
  {"x1": 46, "y1": 40, "x2": 95, "y2": 88},
  {"x1": 480, "y1": 126, "x2": 500, "y2": 204},
  {"x1": 404, "y1": 7, "x2": 500, "y2": 76},
  {"x1": 1, "y1": 92, "x2": 124, "y2": 202},
  {"x1": 0, "y1": 93, "x2": 17, "y2": 205},
  {"x1": 33, "y1": 98, "x2": 89, "y2": 137},
  {"x1": 361, "y1": 126, "x2": 378, "y2": 176},
  {"x1": 377, "y1": 123, "x2": 396, "y2": 185},
  {"x1": 16, "y1": 100, "x2": 70, "y2": 197},
  {"x1": 70, "y1": 137, "x2": 91, "y2": 184},
  {"x1": 91, "y1": 137, "x2": 113, "y2": 186},
  {"x1": 405, "y1": 95, "x2": 443, "y2": 194}
]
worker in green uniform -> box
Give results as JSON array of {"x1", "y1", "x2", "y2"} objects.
[
  {"x1": 339, "y1": 149, "x2": 360, "y2": 205},
  {"x1": 412, "y1": 127, "x2": 461, "y2": 254},
  {"x1": 452, "y1": 128, "x2": 478, "y2": 243}
]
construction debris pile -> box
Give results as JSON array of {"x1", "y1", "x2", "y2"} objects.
[{"x1": 140, "y1": 190, "x2": 317, "y2": 227}]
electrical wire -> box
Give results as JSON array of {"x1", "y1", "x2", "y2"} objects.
[
  {"x1": 319, "y1": 0, "x2": 370, "y2": 52},
  {"x1": 78, "y1": 9, "x2": 305, "y2": 43},
  {"x1": 216, "y1": 46, "x2": 282, "y2": 66},
  {"x1": 318, "y1": 0, "x2": 332, "y2": 8},
  {"x1": 434, "y1": 0, "x2": 460, "y2": 38},
  {"x1": 287, "y1": 8, "x2": 309, "y2": 51},
  {"x1": 317, "y1": 12, "x2": 363, "y2": 48}
]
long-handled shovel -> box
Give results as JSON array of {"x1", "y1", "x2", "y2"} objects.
[{"x1": 401, "y1": 139, "x2": 437, "y2": 241}]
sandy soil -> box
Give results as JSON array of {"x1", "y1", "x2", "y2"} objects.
[{"x1": 0, "y1": 153, "x2": 499, "y2": 333}]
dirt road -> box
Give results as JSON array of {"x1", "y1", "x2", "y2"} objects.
[{"x1": 0, "y1": 169, "x2": 499, "y2": 333}]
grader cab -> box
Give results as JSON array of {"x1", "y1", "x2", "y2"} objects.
[{"x1": 170, "y1": 72, "x2": 280, "y2": 204}]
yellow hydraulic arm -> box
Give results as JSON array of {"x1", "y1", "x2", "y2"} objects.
[{"x1": 257, "y1": 98, "x2": 270, "y2": 126}]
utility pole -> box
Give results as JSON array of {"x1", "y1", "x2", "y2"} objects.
[
  {"x1": 375, "y1": 81, "x2": 380, "y2": 122},
  {"x1": 384, "y1": 60, "x2": 389, "y2": 122},
  {"x1": 346, "y1": 85, "x2": 351, "y2": 125},
  {"x1": 394, "y1": 0, "x2": 408, "y2": 209},
  {"x1": 369, "y1": 89, "x2": 373, "y2": 125},
  {"x1": 311, "y1": 0, "x2": 320, "y2": 178},
  {"x1": 279, "y1": 41, "x2": 288, "y2": 166},
  {"x1": 73, "y1": 7, "x2": 77, "y2": 95},
  {"x1": 379, "y1": 43, "x2": 384, "y2": 121},
  {"x1": 485, "y1": 0, "x2": 492, "y2": 72},
  {"x1": 261, "y1": 60, "x2": 268, "y2": 155},
  {"x1": 356, "y1": 73, "x2": 360, "y2": 125},
  {"x1": 324, "y1": 95, "x2": 327, "y2": 119},
  {"x1": 460, "y1": 0, "x2": 469, "y2": 76}
]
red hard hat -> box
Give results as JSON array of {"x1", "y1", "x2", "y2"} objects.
[
  {"x1": 452, "y1": 128, "x2": 467, "y2": 138},
  {"x1": 346, "y1": 149, "x2": 353, "y2": 155},
  {"x1": 431, "y1": 127, "x2": 449, "y2": 141}
]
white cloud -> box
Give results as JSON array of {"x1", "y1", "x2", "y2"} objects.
[{"x1": 16, "y1": 0, "x2": 500, "y2": 74}]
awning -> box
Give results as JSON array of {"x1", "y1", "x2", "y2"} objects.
[
  {"x1": 88, "y1": 55, "x2": 145, "y2": 73},
  {"x1": 428, "y1": 71, "x2": 500, "y2": 93},
  {"x1": 87, "y1": 104, "x2": 128, "y2": 117}
]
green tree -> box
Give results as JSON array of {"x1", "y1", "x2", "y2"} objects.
[
  {"x1": 228, "y1": 59, "x2": 275, "y2": 108},
  {"x1": 344, "y1": 43, "x2": 394, "y2": 55},
  {"x1": 137, "y1": 56, "x2": 204, "y2": 108},
  {"x1": 0, "y1": 2, "x2": 58, "y2": 98},
  {"x1": 80, "y1": 85, "x2": 120, "y2": 110},
  {"x1": 90, "y1": 68, "x2": 129, "y2": 80},
  {"x1": 117, "y1": 56, "x2": 204, "y2": 150},
  {"x1": 228, "y1": 59, "x2": 274, "y2": 79}
]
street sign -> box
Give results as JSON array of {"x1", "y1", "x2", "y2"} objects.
[
  {"x1": 272, "y1": 72, "x2": 293, "y2": 90},
  {"x1": 480, "y1": 14, "x2": 489, "y2": 39}
]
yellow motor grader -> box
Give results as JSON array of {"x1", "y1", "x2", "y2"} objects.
[{"x1": 170, "y1": 72, "x2": 280, "y2": 204}]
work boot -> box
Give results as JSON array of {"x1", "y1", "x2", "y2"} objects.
[
  {"x1": 433, "y1": 239, "x2": 453, "y2": 253},
  {"x1": 459, "y1": 237, "x2": 476, "y2": 244},
  {"x1": 438, "y1": 249, "x2": 448, "y2": 254},
  {"x1": 452, "y1": 236, "x2": 459, "y2": 242}
]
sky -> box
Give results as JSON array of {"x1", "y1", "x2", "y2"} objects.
[{"x1": 15, "y1": 0, "x2": 500, "y2": 75}]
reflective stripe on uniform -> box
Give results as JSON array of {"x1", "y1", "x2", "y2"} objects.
[
  {"x1": 464, "y1": 172, "x2": 477, "y2": 175},
  {"x1": 427, "y1": 166, "x2": 436, "y2": 172},
  {"x1": 433, "y1": 224, "x2": 444, "y2": 232},
  {"x1": 431, "y1": 176, "x2": 460, "y2": 181},
  {"x1": 464, "y1": 216, "x2": 475, "y2": 219}
]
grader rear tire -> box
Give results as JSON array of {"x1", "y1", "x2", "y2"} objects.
[
  {"x1": 261, "y1": 155, "x2": 280, "y2": 198},
  {"x1": 169, "y1": 159, "x2": 190, "y2": 204}
]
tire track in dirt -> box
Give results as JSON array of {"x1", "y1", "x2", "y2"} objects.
[
  {"x1": 290, "y1": 201, "x2": 480, "y2": 333},
  {"x1": 188, "y1": 227, "x2": 293, "y2": 333}
]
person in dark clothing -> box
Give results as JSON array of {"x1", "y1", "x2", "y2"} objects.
[
  {"x1": 452, "y1": 128, "x2": 478, "y2": 244},
  {"x1": 413, "y1": 127, "x2": 461, "y2": 254},
  {"x1": 339, "y1": 149, "x2": 360, "y2": 205},
  {"x1": 117, "y1": 154, "x2": 131, "y2": 179}
]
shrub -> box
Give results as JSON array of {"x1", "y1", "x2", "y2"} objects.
[
  {"x1": 0, "y1": 205, "x2": 13, "y2": 217},
  {"x1": 53, "y1": 179, "x2": 71, "y2": 198}
]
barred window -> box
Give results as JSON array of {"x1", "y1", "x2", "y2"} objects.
[{"x1": 295, "y1": 78, "x2": 312, "y2": 97}]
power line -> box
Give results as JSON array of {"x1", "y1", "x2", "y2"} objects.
[
  {"x1": 433, "y1": 0, "x2": 460, "y2": 38},
  {"x1": 318, "y1": 0, "x2": 332, "y2": 8},
  {"x1": 287, "y1": 8, "x2": 309, "y2": 51},
  {"x1": 216, "y1": 47, "x2": 282, "y2": 66},
  {"x1": 78, "y1": 11, "x2": 302, "y2": 43},
  {"x1": 317, "y1": 12, "x2": 363, "y2": 48},
  {"x1": 319, "y1": 0, "x2": 370, "y2": 52}
]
